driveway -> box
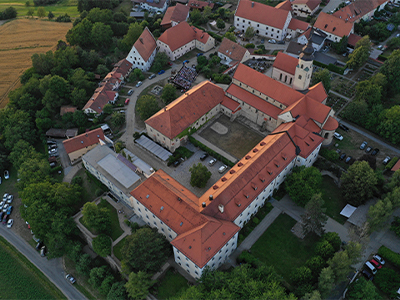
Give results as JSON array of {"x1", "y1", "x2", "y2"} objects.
[{"x1": 0, "y1": 226, "x2": 86, "y2": 300}]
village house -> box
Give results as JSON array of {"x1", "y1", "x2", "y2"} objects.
[
  {"x1": 292, "y1": 0, "x2": 322, "y2": 18},
  {"x1": 333, "y1": 0, "x2": 389, "y2": 23},
  {"x1": 161, "y1": 3, "x2": 190, "y2": 28},
  {"x1": 126, "y1": 27, "x2": 157, "y2": 72},
  {"x1": 217, "y1": 38, "x2": 251, "y2": 66},
  {"x1": 313, "y1": 12, "x2": 354, "y2": 43}
]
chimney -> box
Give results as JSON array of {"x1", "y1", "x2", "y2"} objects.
[
  {"x1": 209, "y1": 195, "x2": 213, "y2": 201},
  {"x1": 251, "y1": 1, "x2": 254, "y2": 7},
  {"x1": 164, "y1": 107, "x2": 167, "y2": 111},
  {"x1": 140, "y1": 38, "x2": 144, "y2": 44},
  {"x1": 202, "y1": 202, "x2": 206, "y2": 207},
  {"x1": 218, "y1": 204, "x2": 224, "y2": 213}
]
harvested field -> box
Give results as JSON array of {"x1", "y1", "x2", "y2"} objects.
[{"x1": 0, "y1": 18, "x2": 72, "y2": 108}]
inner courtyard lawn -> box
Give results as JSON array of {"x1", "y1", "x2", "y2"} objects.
[
  {"x1": 155, "y1": 269, "x2": 189, "y2": 300},
  {"x1": 321, "y1": 176, "x2": 347, "y2": 224},
  {"x1": 251, "y1": 213, "x2": 320, "y2": 282}
]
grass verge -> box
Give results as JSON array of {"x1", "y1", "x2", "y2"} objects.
[
  {"x1": 98, "y1": 199, "x2": 124, "y2": 241},
  {"x1": 321, "y1": 176, "x2": 347, "y2": 224},
  {"x1": 113, "y1": 236, "x2": 127, "y2": 261},
  {"x1": 0, "y1": 236, "x2": 66, "y2": 299},
  {"x1": 251, "y1": 213, "x2": 320, "y2": 282},
  {"x1": 155, "y1": 269, "x2": 189, "y2": 300}
]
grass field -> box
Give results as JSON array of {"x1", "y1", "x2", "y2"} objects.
[
  {"x1": 0, "y1": 18, "x2": 72, "y2": 108},
  {"x1": 0, "y1": 236, "x2": 66, "y2": 299},
  {"x1": 251, "y1": 213, "x2": 320, "y2": 283},
  {"x1": 112, "y1": 236, "x2": 126, "y2": 261},
  {"x1": 0, "y1": 0, "x2": 79, "y2": 18},
  {"x1": 155, "y1": 269, "x2": 189, "y2": 300}
]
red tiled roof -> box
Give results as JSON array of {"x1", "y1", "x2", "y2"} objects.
[
  {"x1": 157, "y1": 21, "x2": 211, "y2": 52},
  {"x1": 112, "y1": 59, "x2": 133, "y2": 78},
  {"x1": 288, "y1": 17, "x2": 310, "y2": 31},
  {"x1": 275, "y1": 0, "x2": 292, "y2": 10},
  {"x1": 188, "y1": 0, "x2": 214, "y2": 9},
  {"x1": 314, "y1": 12, "x2": 353, "y2": 37},
  {"x1": 273, "y1": 52, "x2": 298, "y2": 75},
  {"x1": 233, "y1": 63, "x2": 302, "y2": 107},
  {"x1": 322, "y1": 116, "x2": 339, "y2": 131},
  {"x1": 235, "y1": 0, "x2": 291, "y2": 29},
  {"x1": 161, "y1": 3, "x2": 190, "y2": 26},
  {"x1": 218, "y1": 38, "x2": 249, "y2": 62},
  {"x1": 292, "y1": 0, "x2": 321, "y2": 11},
  {"x1": 145, "y1": 81, "x2": 225, "y2": 139},
  {"x1": 226, "y1": 84, "x2": 282, "y2": 119},
  {"x1": 62, "y1": 128, "x2": 104, "y2": 154},
  {"x1": 83, "y1": 84, "x2": 118, "y2": 114},
  {"x1": 333, "y1": 0, "x2": 388, "y2": 23},
  {"x1": 60, "y1": 106, "x2": 77, "y2": 116},
  {"x1": 221, "y1": 95, "x2": 241, "y2": 112},
  {"x1": 306, "y1": 82, "x2": 327, "y2": 103},
  {"x1": 347, "y1": 33, "x2": 362, "y2": 47},
  {"x1": 134, "y1": 27, "x2": 157, "y2": 62},
  {"x1": 392, "y1": 159, "x2": 400, "y2": 172}
]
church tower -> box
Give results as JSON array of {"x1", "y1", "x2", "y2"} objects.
[{"x1": 293, "y1": 37, "x2": 314, "y2": 91}]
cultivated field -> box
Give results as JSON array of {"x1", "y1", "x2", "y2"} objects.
[
  {"x1": 0, "y1": 18, "x2": 72, "y2": 108},
  {"x1": 0, "y1": 0, "x2": 79, "y2": 18}
]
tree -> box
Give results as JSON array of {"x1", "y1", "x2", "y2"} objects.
[
  {"x1": 378, "y1": 105, "x2": 400, "y2": 145},
  {"x1": 315, "y1": 240, "x2": 335, "y2": 260},
  {"x1": 72, "y1": 110, "x2": 87, "y2": 128},
  {"x1": 136, "y1": 95, "x2": 160, "y2": 121},
  {"x1": 285, "y1": 166, "x2": 322, "y2": 207},
  {"x1": 161, "y1": 84, "x2": 177, "y2": 105},
  {"x1": 110, "y1": 112, "x2": 125, "y2": 128},
  {"x1": 47, "y1": 11, "x2": 54, "y2": 19},
  {"x1": 89, "y1": 266, "x2": 109, "y2": 288},
  {"x1": 190, "y1": 9, "x2": 201, "y2": 24},
  {"x1": 125, "y1": 271, "x2": 153, "y2": 300},
  {"x1": 76, "y1": 253, "x2": 92, "y2": 276},
  {"x1": 82, "y1": 201, "x2": 111, "y2": 234},
  {"x1": 341, "y1": 161, "x2": 378, "y2": 206},
  {"x1": 358, "y1": 154, "x2": 376, "y2": 170},
  {"x1": 344, "y1": 241, "x2": 362, "y2": 264},
  {"x1": 27, "y1": 8, "x2": 34, "y2": 17},
  {"x1": 26, "y1": 1, "x2": 30, "y2": 6},
  {"x1": 189, "y1": 163, "x2": 212, "y2": 188},
  {"x1": 66, "y1": 18, "x2": 93, "y2": 48},
  {"x1": 291, "y1": 266, "x2": 312, "y2": 286},
  {"x1": 31, "y1": 51, "x2": 54, "y2": 75},
  {"x1": 99, "y1": 275, "x2": 115, "y2": 295},
  {"x1": 374, "y1": 268, "x2": 400, "y2": 298},
  {"x1": 91, "y1": 22, "x2": 113, "y2": 49},
  {"x1": 303, "y1": 290, "x2": 322, "y2": 300},
  {"x1": 92, "y1": 234, "x2": 111, "y2": 257},
  {"x1": 355, "y1": 80, "x2": 382, "y2": 107},
  {"x1": 328, "y1": 250, "x2": 352, "y2": 283},
  {"x1": 95, "y1": 64, "x2": 109, "y2": 77},
  {"x1": 1, "y1": 6, "x2": 17, "y2": 19},
  {"x1": 386, "y1": 37, "x2": 400, "y2": 50},
  {"x1": 67, "y1": 241, "x2": 83, "y2": 263},
  {"x1": 301, "y1": 193, "x2": 328, "y2": 236},
  {"x1": 37, "y1": 6, "x2": 46, "y2": 18},
  {"x1": 318, "y1": 267, "x2": 335, "y2": 298},
  {"x1": 311, "y1": 68, "x2": 331, "y2": 92},
  {"x1": 107, "y1": 282, "x2": 128, "y2": 300},
  {"x1": 121, "y1": 227, "x2": 171, "y2": 273},
  {"x1": 244, "y1": 26, "x2": 255, "y2": 40},
  {"x1": 103, "y1": 104, "x2": 113, "y2": 115},
  {"x1": 346, "y1": 45, "x2": 370, "y2": 69},
  {"x1": 367, "y1": 196, "x2": 393, "y2": 230},
  {"x1": 152, "y1": 52, "x2": 169, "y2": 73},
  {"x1": 322, "y1": 232, "x2": 341, "y2": 252},
  {"x1": 305, "y1": 256, "x2": 325, "y2": 280},
  {"x1": 224, "y1": 32, "x2": 236, "y2": 42},
  {"x1": 18, "y1": 157, "x2": 51, "y2": 190},
  {"x1": 333, "y1": 35, "x2": 348, "y2": 54},
  {"x1": 120, "y1": 23, "x2": 143, "y2": 52},
  {"x1": 216, "y1": 18, "x2": 225, "y2": 30},
  {"x1": 9, "y1": 140, "x2": 40, "y2": 170},
  {"x1": 347, "y1": 277, "x2": 381, "y2": 300}
]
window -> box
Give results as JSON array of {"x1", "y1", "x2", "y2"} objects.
[
  {"x1": 272, "y1": 29, "x2": 274, "y2": 32},
  {"x1": 186, "y1": 263, "x2": 189, "y2": 267},
  {"x1": 237, "y1": 18, "x2": 239, "y2": 21},
  {"x1": 298, "y1": 75, "x2": 302, "y2": 79},
  {"x1": 169, "y1": 234, "x2": 172, "y2": 239},
  {"x1": 279, "y1": 73, "x2": 282, "y2": 81},
  {"x1": 177, "y1": 256, "x2": 181, "y2": 260},
  {"x1": 146, "y1": 215, "x2": 149, "y2": 219}
]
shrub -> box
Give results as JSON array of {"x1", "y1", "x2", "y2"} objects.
[
  {"x1": 322, "y1": 232, "x2": 342, "y2": 252},
  {"x1": 237, "y1": 251, "x2": 261, "y2": 268},
  {"x1": 378, "y1": 245, "x2": 400, "y2": 268},
  {"x1": 386, "y1": 157, "x2": 399, "y2": 170},
  {"x1": 252, "y1": 217, "x2": 260, "y2": 225},
  {"x1": 319, "y1": 148, "x2": 339, "y2": 162},
  {"x1": 375, "y1": 268, "x2": 400, "y2": 298},
  {"x1": 71, "y1": 176, "x2": 83, "y2": 186},
  {"x1": 92, "y1": 234, "x2": 112, "y2": 257},
  {"x1": 206, "y1": 31, "x2": 222, "y2": 42},
  {"x1": 315, "y1": 240, "x2": 335, "y2": 260},
  {"x1": 244, "y1": 43, "x2": 255, "y2": 49},
  {"x1": 95, "y1": 189, "x2": 104, "y2": 197}
]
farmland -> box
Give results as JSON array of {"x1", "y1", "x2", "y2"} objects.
[
  {"x1": 0, "y1": 18, "x2": 72, "y2": 108},
  {"x1": 0, "y1": 0, "x2": 79, "y2": 18},
  {"x1": 0, "y1": 236, "x2": 66, "y2": 299}
]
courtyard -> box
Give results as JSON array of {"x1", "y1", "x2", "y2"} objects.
[{"x1": 198, "y1": 115, "x2": 265, "y2": 160}]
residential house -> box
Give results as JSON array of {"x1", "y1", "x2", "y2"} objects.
[
  {"x1": 157, "y1": 21, "x2": 215, "y2": 61},
  {"x1": 313, "y1": 12, "x2": 354, "y2": 43},
  {"x1": 333, "y1": 0, "x2": 389, "y2": 23},
  {"x1": 287, "y1": 17, "x2": 310, "y2": 38},
  {"x1": 83, "y1": 84, "x2": 119, "y2": 115},
  {"x1": 217, "y1": 38, "x2": 251, "y2": 66},
  {"x1": 297, "y1": 28, "x2": 327, "y2": 51},
  {"x1": 292, "y1": 0, "x2": 321, "y2": 18},
  {"x1": 132, "y1": 0, "x2": 169, "y2": 13},
  {"x1": 161, "y1": 3, "x2": 190, "y2": 28},
  {"x1": 126, "y1": 27, "x2": 157, "y2": 72}
]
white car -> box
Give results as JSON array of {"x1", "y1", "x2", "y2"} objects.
[
  {"x1": 4, "y1": 170, "x2": 9, "y2": 179},
  {"x1": 373, "y1": 254, "x2": 385, "y2": 265},
  {"x1": 136, "y1": 81, "x2": 143, "y2": 87},
  {"x1": 7, "y1": 195, "x2": 13, "y2": 204},
  {"x1": 7, "y1": 219, "x2": 13, "y2": 228},
  {"x1": 268, "y1": 39, "x2": 276, "y2": 44},
  {"x1": 334, "y1": 132, "x2": 343, "y2": 141},
  {"x1": 66, "y1": 274, "x2": 76, "y2": 284},
  {"x1": 208, "y1": 158, "x2": 217, "y2": 166},
  {"x1": 0, "y1": 201, "x2": 5, "y2": 210},
  {"x1": 3, "y1": 193, "x2": 8, "y2": 201},
  {"x1": 2, "y1": 203, "x2": 9, "y2": 212},
  {"x1": 218, "y1": 165, "x2": 228, "y2": 173}
]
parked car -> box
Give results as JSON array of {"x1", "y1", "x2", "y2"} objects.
[
  {"x1": 268, "y1": 39, "x2": 276, "y2": 44},
  {"x1": 47, "y1": 140, "x2": 57, "y2": 145},
  {"x1": 127, "y1": 89, "x2": 133, "y2": 96},
  {"x1": 260, "y1": 39, "x2": 265, "y2": 43},
  {"x1": 370, "y1": 258, "x2": 383, "y2": 269},
  {"x1": 66, "y1": 274, "x2": 76, "y2": 284},
  {"x1": 339, "y1": 123, "x2": 349, "y2": 132},
  {"x1": 6, "y1": 194, "x2": 13, "y2": 204},
  {"x1": 200, "y1": 153, "x2": 209, "y2": 161},
  {"x1": 40, "y1": 246, "x2": 46, "y2": 257},
  {"x1": 371, "y1": 148, "x2": 380, "y2": 156},
  {"x1": 125, "y1": 98, "x2": 130, "y2": 105},
  {"x1": 345, "y1": 156, "x2": 352, "y2": 164},
  {"x1": 35, "y1": 241, "x2": 43, "y2": 250},
  {"x1": 3, "y1": 193, "x2": 8, "y2": 201},
  {"x1": 149, "y1": 74, "x2": 156, "y2": 79},
  {"x1": 339, "y1": 153, "x2": 346, "y2": 160},
  {"x1": 362, "y1": 269, "x2": 374, "y2": 281},
  {"x1": 360, "y1": 141, "x2": 367, "y2": 150},
  {"x1": 6, "y1": 206, "x2": 13, "y2": 215},
  {"x1": 173, "y1": 159, "x2": 181, "y2": 167},
  {"x1": 48, "y1": 144, "x2": 57, "y2": 150},
  {"x1": 208, "y1": 158, "x2": 217, "y2": 166},
  {"x1": 7, "y1": 219, "x2": 13, "y2": 229},
  {"x1": 276, "y1": 40, "x2": 285, "y2": 44},
  {"x1": 136, "y1": 81, "x2": 143, "y2": 87},
  {"x1": 183, "y1": 60, "x2": 189, "y2": 64},
  {"x1": 0, "y1": 212, "x2": 4, "y2": 222},
  {"x1": 50, "y1": 162, "x2": 57, "y2": 168},
  {"x1": 322, "y1": 46, "x2": 329, "y2": 53},
  {"x1": 334, "y1": 132, "x2": 343, "y2": 140},
  {"x1": 196, "y1": 53, "x2": 203, "y2": 57},
  {"x1": 4, "y1": 170, "x2": 9, "y2": 179},
  {"x1": 0, "y1": 176, "x2": 2, "y2": 185},
  {"x1": 2, "y1": 214, "x2": 9, "y2": 225},
  {"x1": 383, "y1": 156, "x2": 391, "y2": 165},
  {"x1": 0, "y1": 201, "x2": 5, "y2": 210},
  {"x1": 2, "y1": 203, "x2": 9, "y2": 212},
  {"x1": 365, "y1": 261, "x2": 378, "y2": 275},
  {"x1": 158, "y1": 70, "x2": 165, "y2": 75},
  {"x1": 373, "y1": 254, "x2": 385, "y2": 265},
  {"x1": 218, "y1": 165, "x2": 228, "y2": 173},
  {"x1": 365, "y1": 146, "x2": 372, "y2": 153},
  {"x1": 167, "y1": 62, "x2": 173, "y2": 66}
]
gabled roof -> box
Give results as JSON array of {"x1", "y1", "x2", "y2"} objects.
[
  {"x1": 314, "y1": 12, "x2": 353, "y2": 37},
  {"x1": 275, "y1": 0, "x2": 292, "y2": 10},
  {"x1": 133, "y1": 27, "x2": 157, "y2": 62},
  {"x1": 273, "y1": 52, "x2": 298, "y2": 75},
  {"x1": 63, "y1": 128, "x2": 104, "y2": 154},
  {"x1": 161, "y1": 3, "x2": 190, "y2": 26},
  {"x1": 347, "y1": 33, "x2": 362, "y2": 47},
  {"x1": 333, "y1": 0, "x2": 388, "y2": 23},
  {"x1": 292, "y1": 0, "x2": 321, "y2": 11},
  {"x1": 157, "y1": 21, "x2": 211, "y2": 51},
  {"x1": 235, "y1": 0, "x2": 290, "y2": 29},
  {"x1": 392, "y1": 159, "x2": 400, "y2": 172},
  {"x1": 233, "y1": 63, "x2": 302, "y2": 107},
  {"x1": 221, "y1": 95, "x2": 241, "y2": 112},
  {"x1": 112, "y1": 59, "x2": 133, "y2": 77},
  {"x1": 145, "y1": 81, "x2": 225, "y2": 139},
  {"x1": 83, "y1": 84, "x2": 118, "y2": 114},
  {"x1": 306, "y1": 82, "x2": 327, "y2": 103},
  {"x1": 288, "y1": 17, "x2": 310, "y2": 31},
  {"x1": 218, "y1": 38, "x2": 249, "y2": 62}
]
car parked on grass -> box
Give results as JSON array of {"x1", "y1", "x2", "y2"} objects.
[
  {"x1": 136, "y1": 81, "x2": 143, "y2": 87},
  {"x1": 7, "y1": 195, "x2": 13, "y2": 204},
  {"x1": 218, "y1": 165, "x2": 228, "y2": 173},
  {"x1": 345, "y1": 156, "x2": 352, "y2": 164},
  {"x1": 360, "y1": 141, "x2": 367, "y2": 150},
  {"x1": 6, "y1": 206, "x2": 13, "y2": 215},
  {"x1": 373, "y1": 254, "x2": 385, "y2": 265},
  {"x1": 4, "y1": 170, "x2": 9, "y2": 179},
  {"x1": 371, "y1": 148, "x2": 380, "y2": 156},
  {"x1": 268, "y1": 39, "x2": 276, "y2": 44},
  {"x1": 209, "y1": 158, "x2": 217, "y2": 166},
  {"x1": 334, "y1": 132, "x2": 343, "y2": 140},
  {"x1": 370, "y1": 258, "x2": 383, "y2": 269},
  {"x1": 383, "y1": 156, "x2": 391, "y2": 165},
  {"x1": 200, "y1": 153, "x2": 208, "y2": 161},
  {"x1": 66, "y1": 274, "x2": 76, "y2": 284},
  {"x1": 339, "y1": 153, "x2": 346, "y2": 160},
  {"x1": 365, "y1": 146, "x2": 372, "y2": 153},
  {"x1": 7, "y1": 219, "x2": 13, "y2": 229},
  {"x1": 127, "y1": 89, "x2": 133, "y2": 96},
  {"x1": 2, "y1": 214, "x2": 9, "y2": 225},
  {"x1": 2, "y1": 203, "x2": 9, "y2": 212},
  {"x1": 3, "y1": 193, "x2": 8, "y2": 201}
]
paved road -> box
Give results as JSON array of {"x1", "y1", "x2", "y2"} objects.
[
  {"x1": 336, "y1": 118, "x2": 400, "y2": 156},
  {"x1": 0, "y1": 226, "x2": 86, "y2": 300}
]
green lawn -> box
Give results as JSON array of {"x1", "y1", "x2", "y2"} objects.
[
  {"x1": 112, "y1": 236, "x2": 126, "y2": 261},
  {"x1": 98, "y1": 199, "x2": 124, "y2": 241},
  {"x1": 0, "y1": 0, "x2": 79, "y2": 18},
  {"x1": 321, "y1": 176, "x2": 347, "y2": 224},
  {"x1": 0, "y1": 236, "x2": 66, "y2": 299},
  {"x1": 155, "y1": 269, "x2": 189, "y2": 300},
  {"x1": 113, "y1": 0, "x2": 131, "y2": 14},
  {"x1": 251, "y1": 214, "x2": 320, "y2": 283}
]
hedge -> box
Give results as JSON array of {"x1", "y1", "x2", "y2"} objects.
[
  {"x1": 378, "y1": 245, "x2": 400, "y2": 268},
  {"x1": 206, "y1": 31, "x2": 223, "y2": 42},
  {"x1": 386, "y1": 157, "x2": 399, "y2": 170},
  {"x1": 313, "y1": 61, "x2": 345, "y2": 74},
  {"x1": 189, "y1": 136, "x2": 235, "y2": 167},
  {"x1": 237, "y1": 251, "x2": 262, "y2": 268}
]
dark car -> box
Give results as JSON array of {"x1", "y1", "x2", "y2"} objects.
[
  {"x1": 371, "y1": 148, "x2": 379, "y2": 156},
  {"x1": 6, "y1": 206, "x2": 13, "y2": 215},
  {"x1": 345, "y1": 156, "x2": 352, "y2": 164},
  {"x1": 339, "y1": 123, "x2": 349, "y2": 132},
  {"x1": 149, "y1": 74, "x2": 156, "y2": 79},
  {"x1": 200, "y1": 153, "x2": 209, "y2": 161},
  {"x1": 365, "y1": 146, "x2": 372, "y2": 153},
  {"x1": 277, "y1": 40, "x2": 285, "y2": 44},
  {"x1": 158, "y1": 70, "x2": 165, "y2": 75},
  {"x1": 339, "y1": 153, "x2": 346, "y2": 160},
  {"x1": 362, "y1": 269, "x2": 374, "y2": 281},
  {"x1": 173, "y1": 159, "x2": 181, "y2": 167},
  {"x1": 360, "y1": 141, "x2": 367, "y2": 150},
  {"x1": 2, "y1": 214, "x2": 9, "y2": 225},
  {"x1": 36, "y1": 241, "x2": 44, "y2": 250}
]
